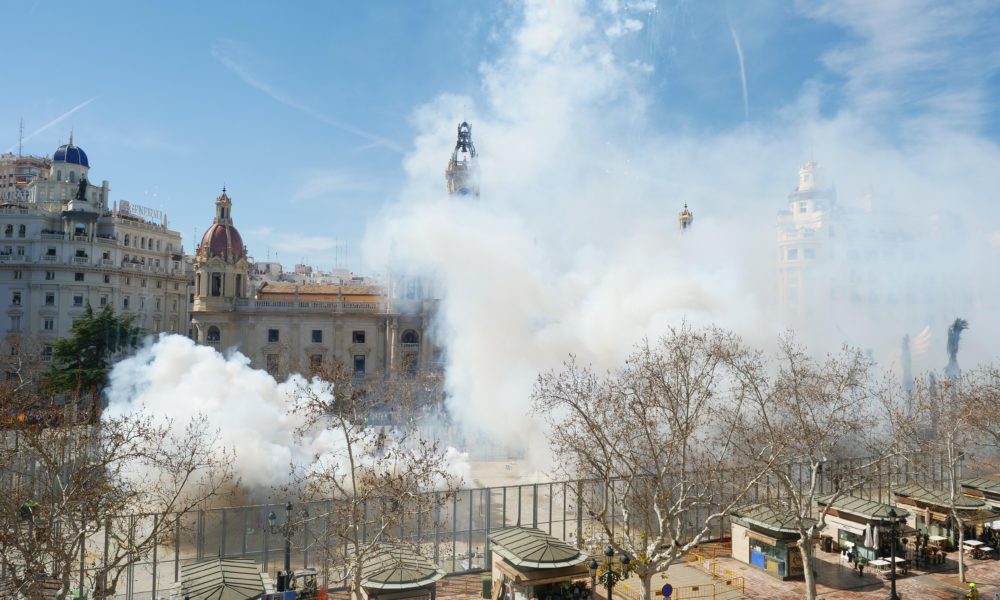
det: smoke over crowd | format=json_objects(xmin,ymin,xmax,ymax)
[{"xmin": 104, "ymin": 1, "xmax": 1000, "ymax": 480}]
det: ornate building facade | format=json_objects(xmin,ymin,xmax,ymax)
[
  {"xmin": 0, "ymin": 139, "xmax": 188, "ymax": 353},
  {"xmin": 190, "ymin": 190, "xmax": 437, "ymax": 380}
]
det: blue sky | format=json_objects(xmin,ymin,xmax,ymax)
[{"xmin": 4, "ymin": 1, "xmax": 999, "ymax": 272}]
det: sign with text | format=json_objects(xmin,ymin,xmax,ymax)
[{"xmin": 118, "ymin": 199, "xmax": 165, "ymax": 224}]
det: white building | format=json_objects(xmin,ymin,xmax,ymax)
[
  {"xmin": 0, "ymin": 139, "xmax": 189, "ymax": 353},
  {"xmin": 776, "ymin": 161, "xmax": 971, "ymax": 358}
]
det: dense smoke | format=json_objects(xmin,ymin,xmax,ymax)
[
  {"xmin": 363, "ymin": 0, "xmax": 1000, "ymax": 456},
  {"xmin": 104, "ymin": 335, "xmax": 471, "ymax": 490}
]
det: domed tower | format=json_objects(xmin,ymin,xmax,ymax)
[
  {"xmin": 51, "ymin": 133, "xmax": 90, "ymax": 182},
  {"xmin": 192, "ymin": 188, "xmax": 249, "ymax": 315},
  {"xmin": 445, "ymin": 121, "xmax": 479, "ymax": 197},
  {"xmin": 678, "ymin": 203, "xmax": 694, "ymax": 231}
]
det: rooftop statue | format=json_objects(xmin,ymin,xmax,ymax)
[
  {"xmin": 75, "ymin": 177, "xmax": 88, "ymax": 201},
  {"xmin": 944, "ymin": 318, "xmax": 968, "ymax": 380}
]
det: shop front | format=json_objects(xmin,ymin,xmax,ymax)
[
  {"xmin": 816, "ymin": 494, "xmax": 910, "ymax": 562},
  {"xmin": 894, "ymin": 483, "xmax": 997, "ymax": 549},
  {"xmin": 489, "ymin": 527, "xmax": 592, "ymax": 600},
  {"xmin": 730, "ymin": 505, "xmax": 812, "ymax": 581}
]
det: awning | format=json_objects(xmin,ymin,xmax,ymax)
[{"xmin": 836, "ymin": 522, "xmax": 866, "ymax": 536}]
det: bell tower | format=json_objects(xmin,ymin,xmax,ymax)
[{"xmin": 445, "ymin": 121, "xmax": 479, "ymax": 197}]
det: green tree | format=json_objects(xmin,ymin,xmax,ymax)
[{"xmin": 45, "ymin": 305, "xmax": 141, "ymax": 415}]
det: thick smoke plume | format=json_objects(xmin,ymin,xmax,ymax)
[
  {"xmin": 364, "ymin": 0, "xmax": 1000, "ymax": 457},
  {"xmin": 104, "ymin": 335, "xmax": 471, "ymax": 490}
]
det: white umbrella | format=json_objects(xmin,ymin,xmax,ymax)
[
  {"xmin": 873, "ymin": 524, "xmax": 881, "ymax": 550},
  {"xmin": 864, "ymin": 524, "xmax": 873, "ymax": 548}
]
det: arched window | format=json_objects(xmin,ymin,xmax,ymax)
[
  {"xmin": 3, "ymin": 225, "xmax": 12, "ymax": 237},
  {"xmin": 401, "ymin": 330, "xmax": 419, "ymax": 344},
  {"xmin": 124, "ymin": 234, "xmax": 130, "ymax": 246},
  {"xmin": 211, "ymin": 273, "xmax": 223, "ymax": 297},
  {"xmin": 17, "ymin": 225, "xmax": 25, "ymax": 238},
  {"xmin": 56, "ymin": 170, "xmax": 62, "ymax": 181},
  {"xmin": 69, "ymin": 171, "xmax": 76, "ymax": 183},
  {"xmin": 206, "ymin": 326, "xmax": 221, "ymax": 343}
]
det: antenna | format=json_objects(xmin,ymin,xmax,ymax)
[{"xmin": 17, "ymin": 118, "xmax": 24, "ymax": 157}]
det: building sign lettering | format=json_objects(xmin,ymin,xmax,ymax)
[
  {"xmin": 118, "ymin": 200, "xmax": 165, "ymax": 224},
  {"xmin": 0, "ymin": 189, "xmax": 31, "ymax": 202}
]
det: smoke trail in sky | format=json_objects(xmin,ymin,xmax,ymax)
[
  {"xmin": 6, "ymin": 96, "xmax": 98, "ymax": 153},
  {"xmin": 210, "ymin": 43, "xmax": 404, "ymax": 154},
  {"xmin": 729, "ymin": 22, "xmax": 750, "ymax": 122}
]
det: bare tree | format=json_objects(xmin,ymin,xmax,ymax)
[
  {"xmin": 531, "ymin": 324, "xmax": 775, "ymax": 600},
  {"xmin": 727, "ymin": 335, "xmax": 888, "ymax": 600},
  {"xmin": 0, "ymin": 391, "xmax": 235, "ymax": 599},
  {"xmin": 292, "ymin": 362, "xmax": 460, "ymax": 600},
  {"xmin": 889, "ymin": 372, "xmax": 987, "ymax": 583}
]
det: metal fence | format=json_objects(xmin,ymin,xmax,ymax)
[{"xmin": 13, "ymin": 452, "xmax": 955, "ymax": 599}]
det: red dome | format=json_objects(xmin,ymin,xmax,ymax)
[{"xmin": 198, "ymin": 223, "xmax": 245, "ymax": 260}]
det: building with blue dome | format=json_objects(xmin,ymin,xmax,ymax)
[{"xmin": 0, "ymin": 136, "xmax": 189, "ymax": 348}]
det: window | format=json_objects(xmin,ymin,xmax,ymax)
[
  {"xmin": 3, "ymin": 224, "xmax": 11, "ymax": 237},
  {"xmin": 266, "ymin": 354, "xmax": 280, "ymax": 374},
  {"xmin": 75, "ymin": 272, "xmax": 85, "ymax": 282},
  {"xmin": 45, "ymin": 271, "xmax": 55, "ymax": 280},
  {"xmin": 45, "ymin": 293, "xmax": 55, "ymax": 306},
  {"xmin": 235, "ymin": 274, "xmax": 243, "ymax": 297},
  {"xmin": 73, "ymin": 295, "xmax": 84, "ymax": 307},
  {"xmin": 17, "ymin": 225, "xmax": 24, "ymax": 238},
  {"xmin": 207, "ymin": 326, "xmax": 221, "ymax": 343},
  {"xmin": 11, "ymin": 292, "xmax": 21, "ymax": 306},
  {"xmin": 123, "ymin": 296, "xmax": 130, "ymax": 309},
  {"xmin": 139, "ymin": 297, "xmax": 145, "ymax": 310},
  {"xmin": 172, "ymin": 299, "xmax": 177, "ymax": 311},
  {"xmin": 141, "ymin": 278, "xmax": 147, "ymax": 288},
  {"xmin": 786, "ymin": 248, "xmax": 798, "ymax": 260},
  {"xmin": 46, "ymin": 247, "xmax": 56, "ymax": 256},
  {"xmin": 155, "ymin": 299, "xmax": 161, "ymax": 311},
  {"xmin": 268, "ymin": 329, "xmax": 280, "ymax": 343},
  {"xmin": 9, "ymin": 316, "xmax": 20, "ymax": 331},
  {"xmin": 42, "ymin": 345, "xmax": 53, "ymax": 361},
  {"xmin": 401, "ymin": 330, "xmax": 419, "ymax": 345},
  {"xmin": 211, "ymin": 273, "xmax": 222, "ymax": 296},
  {"xmin": 12, "ymin": 270, "xmax": 21, "ymax": 280},
  {"xmin": 126, "ymin": 277, "xmax": 131, "ymax": 286},
  {"xmin": 99, "ymin": 296, "xmax": 107, "ymax": 307},
  {"xmin": 352, "ymin": 330, "xmax": 366, "ymax": 344},
  {"xmin": 156, "ymin": 280, "xmax": 162, "ymax": 289},
  {"xmin": 75, "ymin": 249, "xmax": 86, "ymax": 258},
  {"xmin": 353, "ymin": 355, "xmax": 366, "ymax": 377},
  {"xmin": 310, "ymin": 354, "xmax": 323, "ymax": 371},
  {"xmin": 173, "ymin": 282, "xmax": 179, "ymax": 290},
  {"xmin": 311, "ymin": 329, "xmax": 323, "ymax": 343},
  {"xmin": 15, "ymin": 246, "xmax": 23, "ymax": 256},
  {"xmin": 804, "ymin": 248, "xmax": 816, "ymax": 259},
  {"xmin": 102, "ymin": 251, "xmax": 110, "ymax": 260},
  {"xmin": 124, "ymin": 234, "xmax": 130, "ymax": 246},
  {"xmin": 103, "ymin": 274, "xmax": 110, "ymax": 284},
  {"xmin": 43, "ymin": 318, "xmax": 54, "ymax": 331}
]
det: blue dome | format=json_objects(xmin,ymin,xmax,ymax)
[{"xmin": 53, "ymin": 143, "xmax": 89, "ymax": 168}]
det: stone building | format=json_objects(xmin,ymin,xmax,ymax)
[
  {"xmin": 0, "ymin": 138, "xmax": 189, "ymax": 352},
  {"xmin": 190, "ymin": 189, "xmax": 436, "ymax": 379}
]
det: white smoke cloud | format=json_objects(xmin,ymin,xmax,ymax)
[
  {"xmin": 363, "ymin": 0, "xmax": 1000, "ymax": 458},
  {"xmin": 104, "ymin": 335, "xmax": 470, "ymax": 489}
]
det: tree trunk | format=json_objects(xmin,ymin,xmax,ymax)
[
  {"xmin": 957, "ymin": 518, "xmax": 966, "ymax": 583},
  {"xmin": 638, "ymin": 571, "xmax": 653, "ymax": 600},
  {"xmin": 798, "ymin": 539, "xmax": 818, "ymax": 600}
]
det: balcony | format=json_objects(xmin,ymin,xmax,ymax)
[
  {"xmin": 72, "ymin": 256, "xmax": 90, "ymax": 265},
  {"xmin": 41, "ymin": 254, "xmax": 58, "ymax": 262},
  {"xmin": 101, "ymin": 259, "xmax": 114, "ymax": 266},
  {"xmin": 233, "ymin": 298, "xmax": 385, "ymax": 313},
  {"xmin": 40, "ymin": 233, "xmax": 64, "ymax": 240},
  {"xmin": 401, "ymin": 342, "xmax": 420, "ymax": 350}
]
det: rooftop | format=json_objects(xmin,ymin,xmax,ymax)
[
  {"xmin": 816, "ymin": 494, "xmax": 910, "ymax": 521},
  {"xmin": 894, "ymin": 483, "xmax": 987, "ymax": 509},
  {"xmin": 731, "ymin": 505, "xmax": 816, "ymax": 534},
  {"xmin": 179, "ymin": 558, "xmax": 267, "ymax": 600},
  {"xmin": 962, "ymin": 477, "xmax": 1000, "ymax": 495},
  {"xmin": 488, "ymin": 527, "xmax": 588, "ymax": 569},
  {"xmin": 361, "ymin": 543, "xmax": 445, "ymax": 590}
]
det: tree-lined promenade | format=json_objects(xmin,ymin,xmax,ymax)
[{"xmin": 2, "ymin": 312, "xmax": 998, "ymax": 600}]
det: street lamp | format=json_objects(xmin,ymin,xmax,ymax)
[
  {"xmin": 268, "ymin": 502, "xmax": 309, "ymax": 592},
  {"xmin": 595, "ymin": 546, "xmax": 632, "ymax": 600},
  {"xmin": 885, "ymin": 507, "xmax": 901, "ymax": 600},
  {"xmin": 588, "ymin": 558, "xmax": 598, "ymax": 600}
]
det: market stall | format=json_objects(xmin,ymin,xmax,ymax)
[
  {"xmin": 488, "ymin": 527, "xmax": 592, "ymax": 600},
  {"xmin": 360, "ymin": 543, "xmax": 446, "ymax": 600},
  {"xmin": 815, "ymin": 494, "xmax": 910, "ymax": 562},
  {"xmin": 730, "ymin": 505, "xmax": 813, "ymax": 581}
]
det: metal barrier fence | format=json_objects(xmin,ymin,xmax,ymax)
[{"xmin": 12, "ymin": 453, "xmax": 953, "ymax": 599}]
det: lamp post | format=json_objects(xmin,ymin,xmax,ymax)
[
  {"xmin": 268, "ymin": 502, "xmax": 309, "ymax": 592},
  {"xmin": 595, "ymin": 546, "xmax": 631, "ymax": 600},
  {"xmin": 885, "ymin": 507, "xmax": 901, "ymax": 600},
  {"xmin": 588, "ymin": 558, "xmax": 598, "ymax": 600}
]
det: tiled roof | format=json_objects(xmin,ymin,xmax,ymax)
[
  {"xmin": 816, "ymin": 494, "xmax": 910, "ymax": 521},
  {"xmin": 488, "ymin": 527, "xmax": 588, "ymax": 569},
  {"xmin": 179, "ymin": 558, "xmax": 267, "ymax": 600},
  {"xmin": 361, "ymin": 543, "xmax": 444, "ymax": 590},
  {"xmin": 961, "ymin": 477, "xmax": 1000, "ymax": 495},
  {"xmin": 894, "ymin": 483, "xmax": 986, "ymax": 509},
  {"xmin": 731, "ymin": 505, "xmax": 816, "ymax": 534}
]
